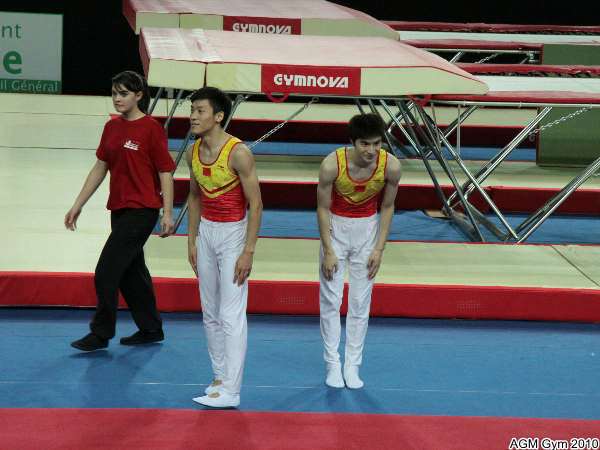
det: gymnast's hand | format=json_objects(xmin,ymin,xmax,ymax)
[
  {"xmin": 188, "ymin": 243, "xmax": 198, "ymax": 277},
  {"xmin": 64, "ymin": 206, "xmax": 82, "ymax": 231},
  {"xmin": 321, "ymin": 250, "xmax": 338, "ymax": 281},
  {"xmin": 234, "ymin": 250, "xmax": 253, "ymax": 286},
  {"xmin": 367, "ymin": 249, "xmax": 383, "ymax": 279}
]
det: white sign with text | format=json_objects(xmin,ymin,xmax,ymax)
[{"xmin": 0, "ymin": 11, "xmax": 63, "ymax": 93}]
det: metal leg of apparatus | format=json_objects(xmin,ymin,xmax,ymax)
[
  {"xmin": 380, "ymin": 101, "xmax": 421, "ymax": 157},
  {"xmin": 449, "ymin": 51, "xmax": 465, "ymax": 63},
  {"xmin": 148, "ymin": 87, "xmax": 164, "ymax": 116},
  {"xmin": 448, "ymin": 106, "xmax": 553, "ymax": 206},
  {"xmin": 400, "ymin": 101, "xmax": 460, "ymax": 186},
  {"xmin": 173, "ymin": 94, "xmax": 249, "ymax": 232},
  {"xmin": 173, "ymin": 188, "xmax": 189, "ymax": 233},
  {"xmin": 518, "ymin": 54, "xmax": 531, "ymax": 64},
  {"xmin": 367, "ymin": 99, "xmax": 397, "ymax": 155},
  {"xmin": 384, "ymin": 105, "xmax": 415, "ymax": 151},
  {"xmin": 515, "ymin": 170, "xmax": 591, "ymax": 236},
  {"xmin": 421, "ymin": 104, "xmax": 479, "ymax": 160},
  {"xmin": 393, "ymin": 101, "xmax": 477, "ymax": 160},
  {"xmin": 422, "ymin": 109, "xmax": 518, "ymax": 240},
  {"xmin": 225, "ymin": 94, "xmax": 249, "ymax": 130},
  {"xmin": 394, "ymin": 101, "xmax": 455, "ymax": 219},
  {"xmin": 398, "ymin": 100, "xmax": 483, "ymax": 240},
  {"xmin": 515, "ymin": 155, "xmax": 600, "ymax": 242},
  {"xmin": 455, "ymin": 105, "xmax": 462, "ymax": 160},
  {"xmin": 413, "ymin": 102, "xmax": 485, "ymax": 241},
  {"xmin": 439, "ymin": 105, "xmax": 478, "ymax": 144},
  {"xmin": 163, "ymin": 89, "xmax": 185, "ymax": 131},
  {"xmin": 174, "ymin": 128, "xmax": 193, "ymax": 168},
  {"xmin": 355, "ymin": 99, "xmax": 367, "ymax": 115}
]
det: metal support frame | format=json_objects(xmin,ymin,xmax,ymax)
[
  {"xmin": 382, "ymin": 99, "xmax": 483, "ymax": 240},
  {"xmin": 427, "ymin": 48, "xmax": 540, "ymax": 65},
  {"xmin": 421, "ymin": 105, "xmax": 519, "ymax": 240},
  {"xmin": 515, "ymin": 156, "xmax": 600, "ymax": 243},
  {"xmin": 411, "ymin": 102, "xmax": 486, "ymax": 241},
  {"xmin": 447, "ymin": 106, "xmax": 553, "ymax": 206},
  {"xmin": 148, "ymin": 87, "xmax": 164, "ymax": 115},
  {"xmin": 150, "ymin": 85, "xmax": 598, "ymax": 243},
  {"xmin": 163, "ymin": 89, "xmax": 185, "ymax": 131},
  {"xmin": 380, "ymin": 101, "xmax": 478, "ymax": 160},
  {"xmin": 423, "ymin": 99, "xmax": 599, "ymax": 242}
]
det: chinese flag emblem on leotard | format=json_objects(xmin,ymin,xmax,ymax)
[
  {"xmin": 355, "ymin": 185, "xmax": 366, "ymax": 192},
  {"xmin": 203, "ymin": 167, "xmax": 211, "ymax": 176}
]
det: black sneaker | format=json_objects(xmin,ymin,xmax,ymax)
[
  {"xmin": 120, "ymin": 329, "xmax": 164, "ymax": 345},
  {"xmin": 71, "ymin": 333, "xmax": 108, "ymax": 352}
]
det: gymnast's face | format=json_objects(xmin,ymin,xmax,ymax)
[
  {"xmin": 190, "ymin": 99, "xmax": 224, "ymax": 136},
  {"xmin": 111, "ymin": 84, "xmax": 142, "ymax": 116},
  {"xmin": 353, "ymin": 136, "xmax": 381, "ymax": 165}
]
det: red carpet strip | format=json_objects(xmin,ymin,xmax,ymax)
[{"xmin": 1, "ymin": 408, "xmax": 599, "ymax": 450}]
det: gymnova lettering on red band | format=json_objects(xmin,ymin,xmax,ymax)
[
  {"xmin": 261, "ymin": 65, "xmax": 361, "ymax": 95},
  {"xmin": 223, "ymin": 16, "xmax": 301, "ymax": 35},
  {"xmin": 274, "ymin": 74, "xmax": 349, "ymax": 89},
  {"xmin": 233, "ymin": 23, "xmax": 292, "ymax": 34}
]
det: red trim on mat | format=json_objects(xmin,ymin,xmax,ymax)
[
  {"xmin": 1, "ymin": 271, "xmax": 600, "ymax": 322},
  {"xmin": 458, "ymin": 63, "xmax": 600, "ymax": 77},
  {"xmin": 434, "ymin": 90, "xmax": 600, "ymax": 104},
  {"xmin": 384, "ymin": 20, "xmax": 600, "ymax": 34},
  {"xmin": 2, "ymin": 408, "xmax": 600, "ymax": 450},
  {"xmin": 404, "ymin": 39, "xmax": 542, "ymax": 51},
  {"xmin": 159, "ymin": 115, "xmax": 525, "ymax": 146},
  {"xmin": 173, "ymin": 178, "xmax": 600, "ymax": 215}
]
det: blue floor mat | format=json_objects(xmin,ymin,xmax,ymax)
[
  {"xmin": 169, "ymin": 139, "xmax": 535, "ymax": 161},
  {"xmin": 1, "ymin": 309, "xmax": 599, "ymax": 418}
]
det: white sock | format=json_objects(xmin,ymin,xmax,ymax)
[
  {"xmin": 325, "ymin": 363, "xmax": 345, "ymax": 388},
  {"xmin": 343, "ymin": 365, "xmax": 364, "ymax": 389}
]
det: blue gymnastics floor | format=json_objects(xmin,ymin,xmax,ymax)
[
  {"xmin": 161, "ymin": 208, "xmax": 600, "ymax": 245},
  {"xmin": 1, "ymin": 309, "xmax": 600, "ymax": 419},
  {"xmin": 169, "ymin": 140, "xmax": 536, "ymax": 161}
]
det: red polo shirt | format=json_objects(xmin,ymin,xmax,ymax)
[{"xmin": 96, "ymin": 115, "xmax": 175, "ymax": 210}]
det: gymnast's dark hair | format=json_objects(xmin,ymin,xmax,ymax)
[
  {"xmin": 111, "ymin": 70, "xmax": 150, "ymax": 114},
  {"xmin": 348, "ymin": 113, "xmax": 386, "ymax": 143},
  {"xmin": 189, "ymin": 86, "xmax": 232, "ymax": 127}
]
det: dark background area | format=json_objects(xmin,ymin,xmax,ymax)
[{"xmin": 1, "ymin": 0, "xmax": 596, "ymax": 95}]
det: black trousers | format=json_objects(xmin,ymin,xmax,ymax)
[{"xmin": 90, "ymin": 208, "xmax": 162, "ymax": 339}]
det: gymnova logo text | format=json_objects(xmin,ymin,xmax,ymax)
[
  {"xmin": 273, "ymin": 74, "xmax": 349, "ymax": 89},
  {"xmin": 224, "ymin": 17, "xmax": 301, "ymax": 34},
  {"xmin": 232, "ymin": 23, "xmax": 292, "ymax": 34},
  {"xmin": 261, "ymin": 65, "xmax": 361, "ymax": 95}
]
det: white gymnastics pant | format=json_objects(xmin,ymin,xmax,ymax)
[
  {"xmin": 319, "ymin": 213, "xmax": 378, "ymax": 367},
  {"xmin": 197, "ymin": 216, "xmax": 248, "ymax": 396}
]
